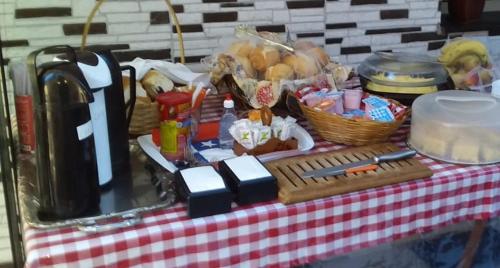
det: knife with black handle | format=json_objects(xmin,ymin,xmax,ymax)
[{"xmin": 301, "ymin": 149, "xmax": 417, "ymax": 178}]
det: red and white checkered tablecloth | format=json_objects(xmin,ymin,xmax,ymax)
[{"xmin": 22, "ymin": 81, "xmax": 500, "ymax": 267}]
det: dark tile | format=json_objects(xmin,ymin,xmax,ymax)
[
  {"xmin": 340, "ymin": 46, "xmax": 371, "ymax": 54},
  {"xmin": 173, "ymin": 5, "xmax": 184, "ymax": 13},
  {"xmin": 113, "ymin": 49, "xmax": 171, "ymax": 62},
  {"xmin": 1, "ymin": 40, "xmax": 29, "ymax": 47},
  {"xmin": 296, "ymin": 32, "xmax": 324, "ymax": 38},
  {"xmin": 287, "ymin": 0, "xmax": 324, "ymax": 9},
  {"xmin": 351, "ymin": 0, "xmax": 387, "ymax": 5},
  {"xmin": 63, "ymin": 23, "xmax": 107, "ymax": 35},
  {"xmin": 151, "ymin": 11, "xmax": 169, "ymax": 25},
  {"xmin": 15, "ymin": 7, "xmax": 71, "ymax": 18},
  {"xmin": 203, "ymin": 12, "xmax": 238, "ymax": 23},
  {"xmin": 428, "ymin": 41, "xmax": 446, "ymax": 51},
  {"xmin": 325, "ymin": 38, "xmax": 342, "ymax": 44},
  {"xmin": 380, "ymin": 9, "xmax": 409, "ymax": 19},
  {"xmin": 401, "ymin": 31, "xmax": 446, "ymax": 43},
  {"xmin": 376, "ymin": 49, "xmax": 392, "ymax": 53},
  {"xmin": 256, "ymin": 25, "xmax": 286, "ymax": 33},
  {"xmin": 174, "ymin": 55, "xmax": 208, "ymax": 63},
  {"xmin": 172, "ymin": 24, "xmax": 203, "ymax": 33},
  {"xmin": 326, "ymin": 22, "xmax": 357, "ymax": 29},
  {"xmin": 365, "ymin": 27, "xmax": 421, "ymax": 35},
  {"xmin": 44, "ymin": 44, "xmax": 130, "ymax": 54},
  {"xmin": 220, "ymin": 2, "xmax": 254, "ymax": 8},
  {"xmin": 2, "ymin": 58, "xmax": 10, "ymax": 66},
  {"xmin": 202, "ymin": 0, "xmax": 236, "ymax": 2}
]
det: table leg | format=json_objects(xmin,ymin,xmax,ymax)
[{"xmin": 457, "ymin": 220, "xmax": 487, "ymax": 268}]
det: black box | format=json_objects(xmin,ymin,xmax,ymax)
[
  {"xmin": 219, "ymin": 155, "xmax": 277, "ymax": 206},
  {"xmin": 175, "ymin": 166, "xmax": 232, "ymax": 218}
]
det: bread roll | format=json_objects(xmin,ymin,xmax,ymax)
[
  {"xmin": 249, "ymin": 45, "xmax": 281, "ymax": 72},
  {"xmin": 294, "ymin": 40, "xmax": 317, "ymax": 51},
  {"xmin": 306, "ymin": 47, "xmax": 330, "ymax": 67},
  {"xmin": 122, "ymin": 76, "xmax": 150, "ymax": 104},
  {"xmin": 283, "ymin": 52, "xmax": 319, "ymax": 78},
  {"xmin": 141, "ymin": 69, "xmax": 174, "ymax": 98},
  {"xmin": 228, "ymin": 40, "xmax": 254, "ymax": 57},
  {"xmin": 234, "ymin": 55, "xmax": 256, "ymax": 78},
  {"xmin": 265, "ymin": 63, "xmax": 294, "ymax": 81}
]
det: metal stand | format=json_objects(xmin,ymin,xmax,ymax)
[{"xmin": 0, "ymin": 32, "xmax": 25, "ymax": 267}]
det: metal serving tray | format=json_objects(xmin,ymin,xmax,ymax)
[{"xmin": 18, "ymin": 141, "xmax": 177, "ymax": 232}]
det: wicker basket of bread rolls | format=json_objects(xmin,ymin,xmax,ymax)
[{"xmin": 208, "ymin": 32, "xmax": 352, "ymax": 111}]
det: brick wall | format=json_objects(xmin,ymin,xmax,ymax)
[{"xmin": 1, "ymin": 0, "xmax": 443, "ymax": 67}]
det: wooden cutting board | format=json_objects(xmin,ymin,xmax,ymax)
[{"xmin": 265, "ymin": 143, "xmax": 433, "ymax": 204}]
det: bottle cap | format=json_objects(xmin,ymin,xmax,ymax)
[
  {"xmin": 223, "ymin": 94, "xmax": 234, "ymax": 109},
  {"xmin": 492, "ymin": 80, "xmax": 500, "ymax": 99}
]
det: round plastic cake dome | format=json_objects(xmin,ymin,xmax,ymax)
[
  {"xmin": 358, "ymin": 52, "xmax": 449, "ymax": 87},
  {"xmin": 408, "ymin": 90, "xmax": 500, "ymax": 164}
]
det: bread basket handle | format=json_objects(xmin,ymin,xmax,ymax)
[
  {"xmin": 121, "ymin": 65, "xmax": 136, "ymax": 128},
  {"xmin": 435, "ymin": 95, "xmax": 497, "ymax": 113}
]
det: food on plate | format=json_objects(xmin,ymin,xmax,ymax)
[
  {"xmin": 141, "ymin": 69, "xmax": 174, "ymax": 98},
  {"xmin": 228, "ymin": 40, "xmax": 255, "ymax": 57},
  {"xmin": 367, "ymin": 73, "xmax": 437, "ymax": 94},
  {"xmin": 265, "ymin": 63, "xmax": 294, "ymax": 81},
  {"xmin": 249, "ymin": 45, "xmax": 281, "ymax": 72},
  {"xmin": 249, "ymin": 81, "xmax": 281, "ymax": 108},
  {"xmin": 482, "ymin": 146, "xmax": 500, "ymax": 163}
]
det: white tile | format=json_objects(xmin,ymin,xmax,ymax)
[
  {"xmin": 287, "ymin": 22, "xmax": 324, "ymax": 32},
  {"xmin": 183, "ymin": 3, "xmax": 220, "ymax": 13},
  {"xmin": 255, "ymin": 1, "xmax": 284, "ymax": 9},
  {"xmin": 17, "ymin": 0, "xmax": 70, "ymax": 8},
  {"xmin": 14, "ymin": 16, "xmax": 106, "ymax": 26},
  {"xmin": 71, "ymin": 0, "xmax": 97, "ymax": 17},
  {"xmin": 204, "ymin": 26, "xmax": 234, "ymax": 37},
  {"xmin": 0, "ymin": 3, "xmax": 14, "ymax": 15},
  {"xmin": 100, "ymin": 1, "xmax": 139, "ymax": 13},
  {"xmin": 106, "ymin": 13, "xmax": 150, "ymax": 23},
  {"xmin": 5, "ymin": 25, "xmax": 63, "ymax": 39},
  {"xmin": 371, "ymin": 34, "xmax": 401, "ymax": 45},
  {"xmin": 272, "ymin": 10, "xmax": 290, "ymax": 23},
  {"xmin": 291, "ymin": 15, "xmax": 324, "ymax": 23},
  {"xmin": 326, "ymin": 11, "xmax": 379, "ymax": 23},
  {"xmin": 238, "ymin": 10, "xmax": 273, "ymax": 21},
  {"xmin": 177, "ymin": 13, "xmax": 202, "ymax": 24},
  {"xmin": 326, "ymin": 2, "xmax": 351, "ymax": 12},
  {"xmin": 108, "ymin": 22, "xmax": 149, "ymax": 34},
  {"xmin": 342, "ymin": 36, "xmax": 371, "ymax": 46},
  {"xmin": 409, "ymin": 9, "xmax": 437, "ymax": 19},
  {"xmin": 140, "ymin": 0, "xmax": 164, "ymax": 12},
  {"xmin": 325, "ymin": 44, "xmax": 341, "ymax": 56},
  {"xmin": 118, "ymin": 32, "xmax": 172, "ymax": 42},
  {"xmin": 290, "ymin": 9, "xmax": 324, "ymax": 17}
]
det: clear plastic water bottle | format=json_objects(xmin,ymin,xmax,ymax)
[{"xmin": 218, "ymin": 94, "xmax": 238, "ymax": 149}]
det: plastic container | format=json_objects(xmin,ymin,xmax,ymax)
[
  {"xmin": 358, "ymin": 52, "xmax": 450, "ymax": 105},
  {"xmin": 218, "ymin": 95, "xmax": 238, "ymax": 149},
  {"xmin": 408, "ymin": 90, "xmax": 500, "ymax": 164},
  {"xmin": 156, "ymin": 92, "xmax": 192, "ymax": 161}
]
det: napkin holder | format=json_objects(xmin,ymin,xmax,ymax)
[
  {"xmin": 219, "ymin": 155, "xmax": 277, "ymax": 205},
  {"xmin": 175, "ymin": 166, "xmax": 232, "ymax": 218}
]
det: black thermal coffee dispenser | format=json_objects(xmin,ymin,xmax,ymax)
[
  {"xmin": 28, "ymin": 46, "xmax": 136, "ymax": 220},
  {"xmin": 28, "ymin": 46, "xmax": 100, "ymax": 220}
]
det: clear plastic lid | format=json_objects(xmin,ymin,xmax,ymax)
[
  {"xmin": 358, "ymin": 52, "xmax": 449, "ymax": 87},
  {"xmin": 412, "ymin": 90, "xmax": 500, "ymax": 126}
]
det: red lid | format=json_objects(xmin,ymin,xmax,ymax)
[{"xmin": 156, "ymin": 92, "xmax": 192, "ymax": 106}]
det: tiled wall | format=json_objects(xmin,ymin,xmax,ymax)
[{"xmin": 1, "ymin": 0, "xmax": 443, "ymax": 68}]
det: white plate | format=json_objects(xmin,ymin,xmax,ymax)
[{"xmin": 137, "ymin": 124, "xmax": 315, "ymax": 170}]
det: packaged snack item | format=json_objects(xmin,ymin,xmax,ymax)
[{"xmin": 343, "ymin": 89, "xmax": 363, "ymax": 110}]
